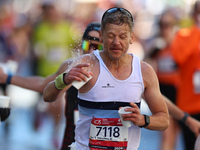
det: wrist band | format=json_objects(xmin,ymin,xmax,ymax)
[
  {"xmin": 180, "ymin": 112, "xmax": 189, "ymax": 124},
  {"xmin": 54, "ymin": 73, "xmax": 68, "ymax": 90},
  {"xmin": 6, "ymin": 73, "xmax": 13, "ymax": 84}
]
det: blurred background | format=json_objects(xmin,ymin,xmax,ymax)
[{"xmin": 0, "ymin": 0, "xmax": 196, "ymax": 149}]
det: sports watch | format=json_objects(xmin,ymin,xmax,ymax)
[{"xmin": 139, "ymin": 115, "xmax": 150, "ymax": 128}]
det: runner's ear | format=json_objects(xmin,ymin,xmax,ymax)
[
  {"xmin": 99, "ymin": 30, "xmax": 103, "ymax": 43},
  {"xmin": 130, "ymin": 32, "xmax": 134, "ymax": 44}
]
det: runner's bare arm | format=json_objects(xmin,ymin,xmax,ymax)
[
  {"xmin": 43, "ymin": 62, "xmax": 93, "ymax": 102},
  {"xmin": 120, "ymin": 61, "xmax": 169, "ymax": 130},
  {"xmin": 141, "ymin": 61, "xmax": 169, "ymax": 130},
  {"xmin": 0, "ymin": 59, "xmax": 73, "ymax": 93},
  {"xmin": 165, "ymin": 96, "xmax": 200, "ymax": 137}
]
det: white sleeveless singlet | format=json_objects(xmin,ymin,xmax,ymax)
[{"xmin": 75, "ymin": 50, "xmax": 144, "ymax": 150}]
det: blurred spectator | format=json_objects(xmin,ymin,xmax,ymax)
[
  {"xmin": 30, "ymin": 1, "xmax": 81, "ymax": 148},
  {"xmin": 9, "ymin": 14, "xmax": 34, "ymax": 76},
  {"xmin": 144, "ymin": 9, "xmax": 181, "ymax": 150},
  {"xmin": 0, "ymin": 2, "xmax": 20, "ymax": 142},
  {"xmin": 32, "ymin": 1, "xmax": 79, "ymax": 77},
  {"xmin": 0, "ymin": 4, "xmax": 16, "ymax": 96},
  {"xmin": 170, "ymin": 1, "xmax": 200, "ymax": 149}
]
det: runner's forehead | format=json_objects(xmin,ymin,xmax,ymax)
[{"xmin": 88, "ymin": 30, "xmax": 100, "ymax": 38}]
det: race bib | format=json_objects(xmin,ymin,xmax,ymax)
[
  {"xmin": 157, "ymin": 56, "xmax": 177, "ymax": 73},
  {"xmin": 193, "ymin": 70, "xmax": 200, "ymax": 94},
  {"xmin": 89, "ymin": 117, "xmax": 128, "ymax": 150}
]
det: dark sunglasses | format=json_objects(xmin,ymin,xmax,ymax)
[
  {"xmin": 82, "ymin": 40, "xmax": 103, "ymax": 52},
  {"xmin": 102, "ymin": 7, "xmax": 133, "ymax": 22}
]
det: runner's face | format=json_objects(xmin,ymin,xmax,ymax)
[
  {"xmin": 83, "ymin": 31, "xmax": 102, "ymax": 54},
  {"xmin": 160, "ymin": 14, "xmax": 175, "ymax": 36},
  {"xmin": 100, "ymin": 23, "xmax": 134, "ymax": 60}
]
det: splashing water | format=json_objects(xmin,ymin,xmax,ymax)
[{"xmin": 65, "ymin": 36, "xmax": 96, "ymax": 74}]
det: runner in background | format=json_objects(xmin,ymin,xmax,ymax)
[
  {"xmin": 170, "ymin": 1, "xmax": 200, "ymax": 149},
  {"xmin": 144, "ymin": 9, "xmax": 181, "ymax": 150}
]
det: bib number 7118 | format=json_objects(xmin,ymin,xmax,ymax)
[{"xmin": 96, "ymin": 126, "xmax": 120, "ymax": 138}]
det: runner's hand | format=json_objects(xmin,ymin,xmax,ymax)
[
  {"xmin": 120, "ymin": 102, "xmax": 144, "ymax": 127},
  {"xmin": 63, "ymin": 63, "xmax": 93, "ymax": 85}
]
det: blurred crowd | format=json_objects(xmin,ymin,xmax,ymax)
[
  {"xmin": 0, "ymin": 0, "xmax": 199, "ymax": 150},
  {"xmin": 0, "ymin": 0, "xmax": 195, "ymax": 76}
]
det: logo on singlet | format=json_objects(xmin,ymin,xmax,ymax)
[{"xmin": 102, "ymin": 83, "xmax": 114, "ymax": 88}]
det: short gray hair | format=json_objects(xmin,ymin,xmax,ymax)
[{"xmin": 101, "ymin": 8, "xmax": 134, "ymax": 32}]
